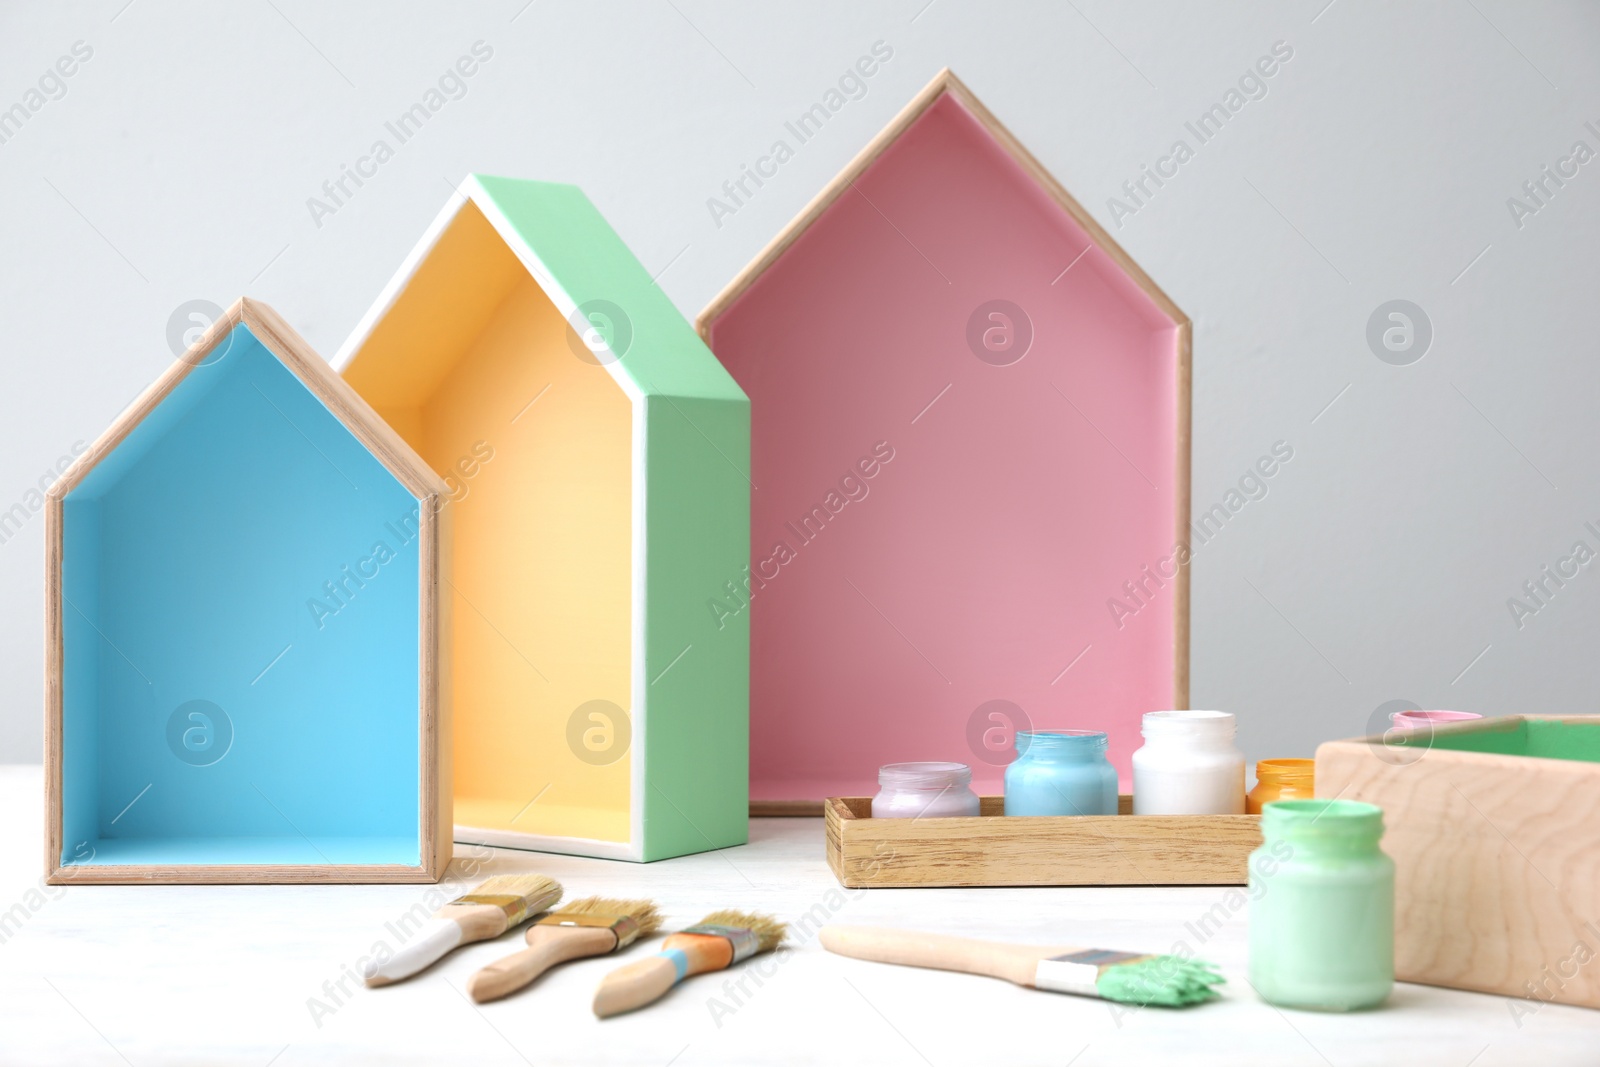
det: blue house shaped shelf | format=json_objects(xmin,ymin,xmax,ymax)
[{"xmin": 45, "ymin": 299, "xmax": 452, "ymax": 883}]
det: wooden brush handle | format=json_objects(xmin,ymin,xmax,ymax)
[
  {"xmin": 593, "ymin": 933, "xmax": 735, "ymax": 1017},
  {"xmin": 593, "ymin": 954, "xmax": 680, "ymax": 1017},
  {"xmin": 447, "ymin": 901, "xmax": 520, "ymax": 942},
  {"xmin": 820, "ymin": 925, "xmax": 1051, "ymax": 988},
  {"xmin": 467, "ymin": 925, "xmax": 618, "ymax": 1003}
]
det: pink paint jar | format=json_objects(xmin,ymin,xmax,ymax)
[
  {"xmin": 1389, "ymin": 710, "xmax": 1482, "ymax": 731},
  {"xmin": 872, "ymin": 762, "xmax": 981, "ymax": 819}
]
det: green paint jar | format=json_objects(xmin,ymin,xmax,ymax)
[{"xmin": 1248, "ymin": 799, "xmax": 1394, "ymax": 1011}]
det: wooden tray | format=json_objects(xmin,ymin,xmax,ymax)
[{"xmin": 825, "ymin": 796, "xmax": 1259, "ymax": 888}]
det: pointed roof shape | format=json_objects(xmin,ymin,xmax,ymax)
[
  {"xmin": 47, "ymin": 298, "xmax": 451, "ymax": 883},
  {"xmin": 699, "ymin": 68, "xmax": 1188, "ymax": 335},
  {"xmin": 338, "ymin": 174, "xmax": 746, "ymax": 406},
  {"xmin": 62, "ymin": 299, "xmax": 445, "ymax": 501}
]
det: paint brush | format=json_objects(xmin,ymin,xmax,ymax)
[
  {"xmin": 820, "ymin": 925, "xmax": 1223, "ymax": 1007},
  {"xmin": 365, "ymin": 874, "xmax": 563, "ymax": 987},
  {"xmin": 592, "ymin": 909, "xmax": 787, "ymax": 1017},
  {"xmin": 466, "ymin": 896, "xmax": 664, "ymax": 1003}
]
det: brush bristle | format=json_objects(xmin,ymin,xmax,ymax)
[
  {"xmin": 555, "ymin": 896, "xmax": 664, "ymax": 936},
  {"xmin": 1094, "ymin": 955, "xmax": 1224, "ymax": 1007},
  {"xmin": 698, "ymin": 910, "xmax": 788, "ymax": 952},
  {"xmin": 468, "ymin": 874, "xmax": 563, "ymax": 908}
]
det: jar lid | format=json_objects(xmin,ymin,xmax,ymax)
[
  {"xmin": 1019, "ymin": 730, "xmax": 1107, "ymax": 747},
  {"xmin": 1141, "ymin": 709, "xmax": 1236, "ymax": 738},
  {"xmin": 1389, "ymin": 710, "xmax": 1482, "ymax": 727},
  {"xmin": 878, "ymin": 761, "xmax": 972, "ymax": 790},
  {"xmin": 1255, "ymin": 757, "xmax": 1314, "ymax": 779},
  {"xmin": 1261, "ymin": 798, "xmax": 1383, "ymax": 839}
]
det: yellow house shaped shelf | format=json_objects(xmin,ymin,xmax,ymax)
[{"xmin": 337, "ymin": 175, "xmax": 750, "ymax": 861}]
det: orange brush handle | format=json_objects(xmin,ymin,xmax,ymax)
[
  {"xmin": 659, "ymin": 931, "xmax": 736, "ymax": 975},
  {"xmin": 593, "ymin": 933, "xmax": 733, "ymax": 1017}
]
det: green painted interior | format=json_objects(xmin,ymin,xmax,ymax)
[{"xmin": 1426, "ymin": 718, "xmax": 1600, "ymax": 764}]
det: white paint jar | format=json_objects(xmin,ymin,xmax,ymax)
[{"xmin": 1131, "ymin": 710, "xmax": 1246, "ymax": 815}]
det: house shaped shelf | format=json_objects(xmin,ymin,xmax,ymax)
[
  {"xmin": 337, "ymin": 175, "xmax": 749, "ymax": 861},
  {"xmin": 698, "ymin": 70, "xmax": 1192, "ymax": 810},
  {"xmin": 46, "ymin": 299, "xmax": 451, "ymax": 883}
]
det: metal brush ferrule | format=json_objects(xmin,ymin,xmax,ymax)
[
  {"xmin": 681, "ymin": 923, "xmax": 760, "ymax": 963},
  {"xmin": 1034, "ymin": 949, "xmax": 1148, "ymax": 996},
  {"xmin": 453, "ymin": 893, "xmax": 533, "ymax": 926},
  {"xmin": 537, "ymin": 911, "xmax": 642, "ymax": 948}
]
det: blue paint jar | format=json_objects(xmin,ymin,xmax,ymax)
[{"xmin": 1004, "ymin": 730, "xmax": 1118, "ymax": 816}]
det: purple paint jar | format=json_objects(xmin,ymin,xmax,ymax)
[{"xmin": 872, "ymin": 762, "xmax": 981, "ymax": 818}]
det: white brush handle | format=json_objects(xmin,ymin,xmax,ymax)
[
  {"xmin": 366, "ymin": 918, "xmax": 464, "ymax": 986},
  {"xmin": 820, "ymin": 925, "xmax": 1056, "ymax": 987}
]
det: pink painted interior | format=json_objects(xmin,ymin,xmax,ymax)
[{"xmin": 706, "ymin": 92, "xmax": 1183, "ymax": 800}]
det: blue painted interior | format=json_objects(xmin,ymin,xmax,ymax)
[{"xmin": 60, "ymin": 324, "xmax": 423, "ymax": 867}]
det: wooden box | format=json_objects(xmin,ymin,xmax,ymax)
[
  {"xmin": 699, "ymin": 69, "xmax": 1192, "ymax": 811},
  {"xmin": 337, "ymin": 175, "xmax": 749, "ymax": 861},
  {"xmin": 1317, "ymin": 715, "xmax": 1600, "ymax": 1010},
  {"xmin": 825, "ymin": 796, "xmax": 1259, "ymax": 888},
  {"xmin": 46, "ymin": 299, "xmax": 452, "ymax": 884}
]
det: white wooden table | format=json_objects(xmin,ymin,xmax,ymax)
[{"xmin": 0, "ymin": 766, "xmax": 1590, "ymax": 1065}]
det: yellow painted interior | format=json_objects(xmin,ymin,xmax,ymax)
[{"xmin": 343, "ymin": 203, "xmax": 633, "ymax": 843}]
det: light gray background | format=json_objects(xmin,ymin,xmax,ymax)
[{"xmin": 3, "ymin": 0, "xmax": 1596, "ymax": 764}]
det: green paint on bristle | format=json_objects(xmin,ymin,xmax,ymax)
[{"xmin": 1095, "ymin": 956, "xmax": 1225, "ymax": 1007}]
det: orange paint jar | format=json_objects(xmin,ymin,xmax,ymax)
[{"xmin": 1246, "ymin": 759, "xmax": 1315, "ymax": 814}]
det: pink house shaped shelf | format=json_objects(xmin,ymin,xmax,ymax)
[{"xmin": 698, "ymin": 70, "xmax": 1192, "ymax": 810}]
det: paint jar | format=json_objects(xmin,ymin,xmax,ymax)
[
  {"xmin": 1249, "ymin": 799, "xmax": 1394, "ymax": 1011},
  {"xmin": 1246, "ymin": 758, "xmax": 1315, "ymax": 814},
  {"xmin": 1131, "ymin": 710, "xmax": 1245, "ymax": 814},
  {"xmin": 871, "ymin": 762, "xmax": 981, "ymax": 819},
  {"xmin": 1004, "ymin": 731, "xmax": 1118, "ymax": 817},
  {"xmin": 1389, "ymin": 710, "xmax": 1482, "ymax": 732}
]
